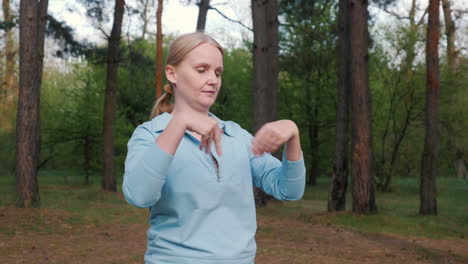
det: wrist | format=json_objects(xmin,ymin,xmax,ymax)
[
  {"xmin": 172, "ymin": 113, "xmax": 189, "ymax": 131},
  {"xmin": 286, "ymin": 120, "xmax": 299, "ymax": 141}
]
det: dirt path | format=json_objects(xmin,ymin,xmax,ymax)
[{"xmin": 1, "ymin": 205, "xmax": 467, "ymax": 264}]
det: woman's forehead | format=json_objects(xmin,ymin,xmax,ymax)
[{"xmin": 184, "ymin": 43, "xmax": 223, "ymax": 66}]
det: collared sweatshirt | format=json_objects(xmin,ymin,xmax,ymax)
[{"xmin": 122, "ymin": 112, "xmax": 306, "ymax": 264}]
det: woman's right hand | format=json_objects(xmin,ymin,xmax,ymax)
[{"xmin": 177, "ymin": 113, "xmax": 223, "ymax": 156}]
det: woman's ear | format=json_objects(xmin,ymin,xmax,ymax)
[{"xmin": 165, "ymin": 65, "xmax": 177, "ymax": 84}]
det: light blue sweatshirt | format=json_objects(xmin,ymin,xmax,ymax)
[{"xmin": 122, "ymin": 112, "xmax": 306, "ymax": 264}]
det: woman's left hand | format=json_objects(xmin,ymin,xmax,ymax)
[{"xmin": 251, "ymin": 120, "xmax": 299, "ymax": 156}]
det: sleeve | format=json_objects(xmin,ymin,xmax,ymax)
[
  {"xmin": 122, "ymin": 124, "xmax": 174, "ymax": 208},
  {"xmin": 243, "ymin": 130, "xmax": 306, "ymax": 201}
]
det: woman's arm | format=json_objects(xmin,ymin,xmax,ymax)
[
  {"xmin": 122, "ymin": 125, "xmax": 174, "ymax": 208},
  {"xmin": 123, "ymin": 113, "xmax": 223, "ymax": 208},
  {"xmin": 251, "ymin": 120, "xmax": 302, "ymax": 161},
  {"xmin": 249, "ymin": 120, "xmax": 306, "ymax": 201}
]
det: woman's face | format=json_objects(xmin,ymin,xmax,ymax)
[{"xmin": 166, "ymin": 43, "xmax": 224, "ymax": 112}]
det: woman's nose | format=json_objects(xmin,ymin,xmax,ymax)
[{"xmin": 207, "ymin": 71, "xmax": 218, "ymax": 85}]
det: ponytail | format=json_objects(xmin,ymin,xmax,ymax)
[{"xmin": 150, "ymin": 84, "xmax": 174, "ymax": 119}]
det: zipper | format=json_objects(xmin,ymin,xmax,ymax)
[{"xmin": 211, "ymin": 154, "xmax": 220, "ymax": 182}]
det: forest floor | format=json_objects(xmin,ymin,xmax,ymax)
[{"xmin": 0, "ymin": 173, "xmax": 467, "ymax": 264}]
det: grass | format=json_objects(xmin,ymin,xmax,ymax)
[
  {"xmin": 1, "ymin": 170, "xmax": 467, "ymax": 239},
  {"xmin": 0, "ymin": 170, "xmax": 146, "ymax": 234},
  {"xmin": 272, "ymin": 176, "xmax": 468, "ymax": 239}
]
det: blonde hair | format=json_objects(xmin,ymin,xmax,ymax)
[{"xmin": 150, "ymin": 32, "xmax": 224, "ymax": 119}]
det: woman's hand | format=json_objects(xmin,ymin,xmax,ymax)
[
  {"xmin": 251, "ymin": 120, "xmax": 301, "ymax": 160},
  {"xmin": 156, "ymin": 113, "xmax": 223, "ymax": 156},
  {"xmin": 183, "ymin": 113, "xmax": 223, "ymax": 155}
]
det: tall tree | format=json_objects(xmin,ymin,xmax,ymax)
[
  {"xmin": 328, "ymin": 0, "xmax": 350, "ymax": 212},
  {"xmin": 1, "ymin": 0, "xmax": 18, "ymax": 131},
  {"xmin": 251, "ymin": 0, "xmax": 278, "ymax": 133},
  {"xmin": 420, "ymin": 0, "xmax": 440, "ymax": 215},
  {"xmin": 196, "ymin": 0, "xmax": 210, "ymax": 32},
  {"xmin": 374, "ymin": 0, "xmax": 426, "ymax": 192},
  {"xmin": 349, "ymin": 0, "xmax": 377, "ymax": 214},
  {"xmin": 251, "ymin": 0, "xmax": 279, "ymax": 207},
  {"xmin": 440, "ymin": 0, "xmax": 465, "ymax": 180},
  {"xmin": 441, "ymin": 0, "xmax": 456, "ymax": 73},
  {"xmin": 16, "ymin": 0, "xmax": 49, "ymax": 208},
  {"xmin": 138, "ymin": 0, "xmax": 153, "ymax": 39},
  {"xmin": 155, "ymin": 0, "xmax": 163, "ymax": 99},
  {"xmin": 102, "ymin": 0, "xmax": 125, "ymax": 192}
]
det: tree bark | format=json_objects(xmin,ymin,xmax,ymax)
[
  {"xmin": 441, "ymin": 0, "xmax": 456, "ymax": 72},
  {"xmin": 16, "ymin": 0, "xmax": 49, "ymax": 208},
  {"xmin": 308, "ymin": 85, "xmax": 320, "ymax": 186},
  {"xmin": 251, "ymin": 0, "xmax": 279, "ymax": 207},
  {"xmin": 308, "ymin": 119, "xmax": 319, "ymax": 186},
  {"xmin": 420, "ymin": 0, "xmax": 440, "ymax": 215},
  {"xmin": 1, "ymin": 0, "xmax": 18, "ymax": 131},
  {"xmin": 155, "ymin": 0, "xmax": 163, "ymax": 99},
  {"xmin": 455, "ymin": 150, "xmax": 466, "ymax": 179},
  {"xmin": 102, "ymin": 0, "xmax": 125, "ymax": 192},
  {"xmin": 196, "ymin": 0, "xmax": 210, "ymax": 32},
  {"xmin": 252, "ymin": 0, "xmax": 278, "ymax": 133},
  {"xmin": 140, "ymin": 0, "xmax": 151, "ymax": 39},
  {"xmin": 328, "ymin": 0, "xmax": 350, "ymax": 212},
  {"xmin": 349, "ymin": 0, "xmax": 377, "ymax": 214}
]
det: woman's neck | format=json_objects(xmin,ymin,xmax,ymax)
[{"xmin": 171, "ymin": 104, "xmax": 209, "ymax": 117}]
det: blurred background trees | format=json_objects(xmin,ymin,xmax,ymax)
[{"xmin": 1, "ymin": 0, "xmax": 467, "ymax": 211}]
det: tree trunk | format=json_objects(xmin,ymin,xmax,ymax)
[
  {"xmin": 455, "ymin": 150, "xmax": 466, "ymax": 179},
  {"xmin": 420, "ymin": 0, "xmax": 440, "ymax": 215},
  {"xmin": 155, "ymin": 0, "xmax": 163, "ymax": 99},
  {"xmin": 140, "ymin": 0, "xmax": 150, "ymax": 39},
  {"xmin": 196, "ymin": 0, "xmax": 210, "ymax": 32},
  {"xmin": 16, "ymin": 0, "xmax": 49, "ymax": 208},
  {"xmin": 328, "ymin": 0, "xmax": 350, "ymax": 212},
  {"xmin": 84, "ymin": 133, "xmax": 91, "ymax": 185},
  {"xmin": 308, "ymin": 122, "xmax": 319, "ymax": 185},
  {"xmin": 441, "ymin": 0, "xmax": 456, "ymax": 72},
  {"xmin": 308, "ymin": 87, "xmax": 320, "ymax": 186},
  {"xmin": 251, "ymin": 0, "xmax": 279, "ymax": 207},
  {"xmin": 349, "ymin": 0, "xmax": 377, "ymax": 214},
  {"xmin": 1, "ymin": 0, "xmax": 18, "ymax": 132},
  {"xmin": 102, "ymin": 0, "xmax": 125, "ymax": 192}
]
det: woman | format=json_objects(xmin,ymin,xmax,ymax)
[{"xmin": 123, "ymin": 32, "xmax": 305, "ymax": 264}]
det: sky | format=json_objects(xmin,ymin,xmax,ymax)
[
  {"xmin": 46, "ymin": 0, "xmax": 468, "ymax": 51},
  {"xmin": 47, "ymin": 0, "xmax": 252, "ymax": 48}
]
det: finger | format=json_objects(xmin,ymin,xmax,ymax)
[
  {"xmin": 251, "ymin": 139, "xmax": 266, "ymax": 156},
  {"xmin": 205, "ymin": 132, "xmax": 212, "ymax": 154},
  {"xmin": 214, "ymin": 127, "xmax": 222, "ymax": 156},
  {"xmin": 200, "ymin": 133, "xmax": 208, "ymax": 152}
]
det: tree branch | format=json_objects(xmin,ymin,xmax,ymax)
[
  {"xmin": 381, "ymin": 8, "xmax": 410, "ymax": 20},
  {"xmin": 416, "ymin": 8, "xmax": 428, "ymax": 26},
  {"xmin": 209, "ymin": 6, "xmax": 252, "ymax": 32}
]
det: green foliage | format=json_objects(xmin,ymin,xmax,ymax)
[
  {"xmin": 278, "ymin": 0, "xmax": 338, "ymax": 180},
  {"xmin": 439, "ymin": 58, "xmax": 468, "ymax": 176},
  {"xmin": 40, "ymin": 64, "xmax": 104, "ymax": 177},
  {"xmin": 369, "ymin": 35, "xmax": 427, "ymax": 187},
  {"xmin": 369, "ymin": 19, "xmax": 468, "ymax": 185},
  {"xmin": 0, "ymin": 131, "xmax": 15, "ymax": 171},
  {"xmin": 118, "ymin": 39, "xmax": 158, "ymax": 127},
  {"xmin": 210, "ymin": 47, "xmax": 254, "ymax": 130}
]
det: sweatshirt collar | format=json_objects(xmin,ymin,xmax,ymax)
[{"xmin": 151, "ymin": 112, "xmax": 235, "ymax": 137}]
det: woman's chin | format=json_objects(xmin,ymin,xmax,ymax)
[{"xmin": 199, "ymin": 99, "xmax": 216, "ymax": 110}]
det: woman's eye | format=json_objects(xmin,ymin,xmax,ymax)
[{"xmin": 196, "ymin": 69, "xmax": 205, "ymax": 73}]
